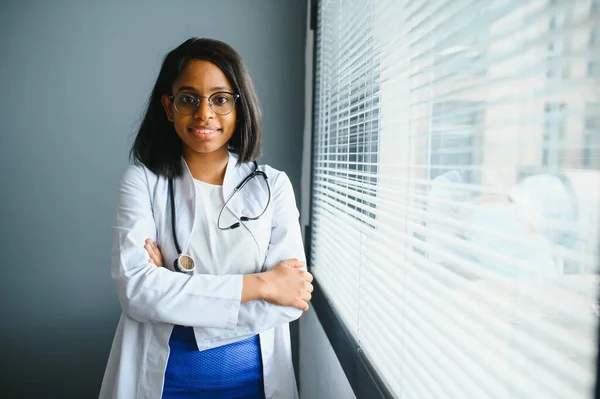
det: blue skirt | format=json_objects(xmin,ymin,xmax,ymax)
[{"xmin": 162, "ymin": 326, "xmax": 266, "ymax": 399}]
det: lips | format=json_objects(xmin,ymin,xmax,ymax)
[{"xmin": 187, "ymin": 126, "xmax": 220, "ymax": 140}]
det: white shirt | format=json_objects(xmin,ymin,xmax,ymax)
[
  {"xmin": 99, "ymin": 153, "xmax": 304, "ymax": 399},
  {"xmin": 189, "ymin": 178, "xmax": 261, "ymax": 277}
]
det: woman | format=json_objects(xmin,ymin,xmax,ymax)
[{"xmin": 100, "ymin": 38, "xmax": 313, "ymax": 399}]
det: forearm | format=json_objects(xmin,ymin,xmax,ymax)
[
  {"xmin": 115, "ymin": 257, "xmax": 243, "ymax": 328},
  {"xmin": 236, "ymin": 300, "xmax": 302, "ymax": 332},
  {"xmin": 192, "ymin": 299, "xmax": 303, "ymax": 344},
  {"xmin": 241, "ymin": 273, "xmax": 267, "ymax": 303}
]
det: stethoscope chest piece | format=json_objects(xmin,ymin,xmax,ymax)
[{"xmin": 174, "ymin": 254, "xmax": 195, "ymax": 273}]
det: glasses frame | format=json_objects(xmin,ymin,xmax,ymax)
[{"xmin": 168, "ymin": 91, "xmax": 240, "ymax": 116}]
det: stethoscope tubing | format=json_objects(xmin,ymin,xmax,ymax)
[{"xmin": 167, "ymin": 161, "xmax": 270, "ymax": 273}]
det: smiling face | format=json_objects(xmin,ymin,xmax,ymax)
[{"xmin": 161, "ymin": 59, "xmax": 237, "ymax": 161}]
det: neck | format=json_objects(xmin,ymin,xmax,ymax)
[{"xmin": 183, "ymin": 147, "xmax": 229, "ymax": 185}]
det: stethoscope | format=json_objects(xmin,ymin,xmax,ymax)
[{"xmin": 168, "ymin": 161, "xmax": 271, "ymax": 273}]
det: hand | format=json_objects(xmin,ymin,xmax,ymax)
[
  {"xmin": 144, "ymin": 238, "xmax": 164, "ymax": 267},
  {"xmin": 261, "ymin": 259, "xmax": 314, "ymax": 311}
]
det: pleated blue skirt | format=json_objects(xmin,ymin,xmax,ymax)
[{"xmin": 162, "ymin": 326, "xmax": 266, "ymax": 399}]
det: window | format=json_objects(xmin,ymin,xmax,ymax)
[
  {"xmin": 543, "ymin": 103, "xmax": 566, "ymax": 167},
  {"xmin": 547, "ymin": 1, "xmax": 568, "ymax": 79},
  {"xmin": 430, "ymin": 101, "xmax": 484, "ymax": 182},
  {"xmin": 435, "ymin": 31, "xmax": 488, "ymax": 79},
  {"xmin": 588, "ymin": 7, "xmax": 598, "ymax": 78},
  {"xmin": 589, "ymin": 61, "xmax": 599, "ymax": 77},
  {"xmin": 584, "ymin": 104, "xmax": 599, "ymax": 169},
  {"xmin": 309, "ymin": 1, "xmax": 600, "ymax": 398},
  {"xmin": 313, "ymin": 0, "xmax": 380, "ymax": 226},
  {"xmin": 590, "ymin": 27, "xmax": 600, "ymax": 46}
]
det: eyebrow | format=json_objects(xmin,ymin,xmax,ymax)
[{"xmin": 176, "ymin": 85, "xmax": 233, "ymax": 93}]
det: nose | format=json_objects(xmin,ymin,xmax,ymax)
[{"xmin": 193, "ymin": 97, "xmax": 215, "ymax": 120}]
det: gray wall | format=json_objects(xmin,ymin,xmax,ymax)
[{"xmin": 0, "ymin": 1, "xmax": 306, "ymax": 397}]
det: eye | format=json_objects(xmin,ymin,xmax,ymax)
[
  {"xmin": 179, "ymin": 94, "xmax": 197, "ymax": 105},
  {"xmin": 212, "ymin": 93, "xmax": 232, "ymax": 106}
]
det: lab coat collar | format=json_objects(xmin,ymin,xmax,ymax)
[
  {"xmin": 176, "ymin": 151, "xmax": 259, "ymax": 252},
  {"xmin": 180, "ymin": 151, "xmax": 248, "ymax": 201}
]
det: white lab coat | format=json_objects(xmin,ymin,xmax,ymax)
[{"xmin": 99, "ymin": 152, "xmax": 305, "ymax": 399}]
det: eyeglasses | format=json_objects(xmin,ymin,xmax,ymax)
[{"xmin": 169, "ymin": 91, "xmax": 240, "ymax": 116}]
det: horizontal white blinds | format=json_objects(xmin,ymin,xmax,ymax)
[{"xmin": 311, "ymin": 0, "xmax": 600, "ymax": 398}]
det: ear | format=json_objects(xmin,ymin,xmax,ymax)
[{"xmin": 160, "ymin": 94, "xmax": 174, "ymax": 122}]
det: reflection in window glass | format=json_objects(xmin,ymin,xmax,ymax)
[
  {"xmin": 584, "ymin": 104, "xmax": 599, "ymax": 168},
  {"xmin": 430, "ymin": 101, "xmax": 483, "ymax": 182},
  {"xmin": 543, "ymin": 103, "xmax": 566, "ymax": 167},
  {"xmin": 589, "ymin": 61, "xmax": 599, "ymax": 76}
]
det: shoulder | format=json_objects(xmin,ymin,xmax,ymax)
[
  {"xmin": 119, "ymin": 162, "xmax": 160, "ymax": 191},
  {"xmin": 262, "ymin": 164, "xmax": 289, "ymax": 185},
  {"xmin": 230, "ymin": 150, "xmax": 291, "ymax": 191},
  {"xmin": 231, "ymin": 155, "xmax": 300, "ymax": 218},
  {"xmin": 247, "ymin": 163, "xmax": 292, "ymax": 194},
  {"xmin": 258, "ymin": 164, "xmax": 297, "ymax": 210},
  {"xmin": 234, "ymin": 157, "xmax": 295, "ymax": 198}
]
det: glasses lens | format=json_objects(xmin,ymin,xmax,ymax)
[
  {"xmin": 209, "ymin": 92, "xmax": 236, "ymax": 115},
  {"xmin": 174, "ymin": 93, "xmax": 198, "ymax": 115}
]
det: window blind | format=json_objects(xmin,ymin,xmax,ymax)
[{"xmin": 310, "ymin": 0, "xmax": 600, "ymax": 398}]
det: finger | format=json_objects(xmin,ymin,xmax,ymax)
[
  {"xmin": 303, "ymin": 271, "xmax": 314, "ymax": 283},
  {"xmin": 145, "ymin": 239, "xmax": 160, "ymax": 252},
  {"xmin": 152, "ymin": 242, "xmax": 164, "ymax": 264},
  {"xmin": 305, "ymin": 281, "xmax": 314, "ymax": 293},
  {"xmin": 151, "ymin": 250, "xmax": 162, "ymax": 262},
  {"xmin": 289, "ymin": 259, "xmax": 305, "ymax": 268},
  {"xmin": 295, "ymin": 299, "xmax": 309, "ymax": 311},
  {"xmin": 148, "ymin": 258, "xmax": 155, "ymax": 265},
  {"xmin": 151, "ymin": 242, "xmax": 163, "ymax": 258},
  {"xmin": 144, "ymin": 243, "xmax": 154, "ymax": 255},
  {"xmin": 146, "ymin": 250, "xmax": 155, "ymax": 261},
  {"xmin": 151, "ymin": 254, "xmax": 160, "ymax": 264},
  {"xmin": 302, "ymin": 291, "xmax": 312, "ymax": 302},
  {"xmin": 145, "ymin": 245, "xmax": 160, "ymax": 262}
]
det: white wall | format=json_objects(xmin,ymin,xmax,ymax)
[{"xmin": 300, "ymin": 309, "xmax": 357, "ymax": 399}]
